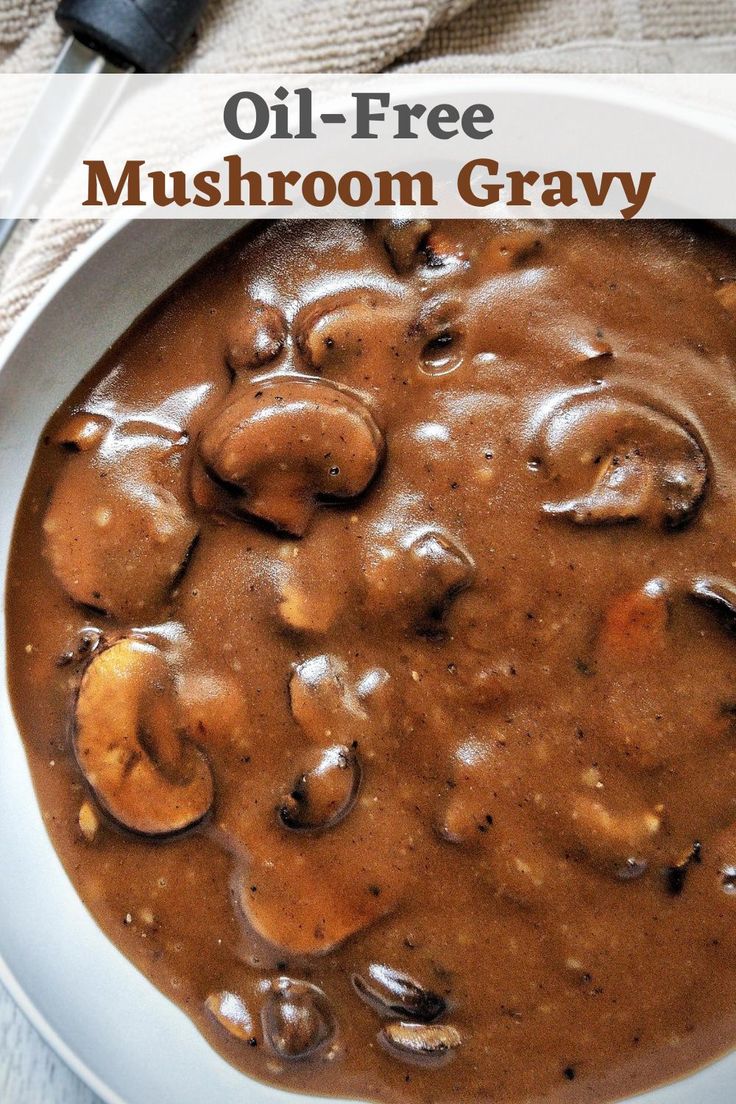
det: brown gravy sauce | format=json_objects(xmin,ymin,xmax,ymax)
[{"xmin": 7, "ymin": 219, "xmax": 736, "ymax": 1104}]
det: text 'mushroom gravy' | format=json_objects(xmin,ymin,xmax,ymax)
[{"xmin": 7, "ymin": 219, "xmax": 736, "ymax": 1103}]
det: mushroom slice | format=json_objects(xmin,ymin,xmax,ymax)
[
  {"xmin": 52, "ymin": 411, "xmax": 111, "ymax": 452},
  {"xmin": 199, "ymin": 376, "xmax": 384, "ymax": 536},
  {"xmin": 364, "ymin": 527, "xmax": 475, "ymax": 626},
  {"xmin": 377, "ymin": 219, "xmax": 432, "ymax": 274},
  {"xmin": 205, "ymin": 991, "xmax": 257, "ymax": 1043},
  {"xmin": 74, "ymin": 639, "xmax": 214, "ymax": 836},
  {"xmin": 691, "ymin": 578, "xmax": 736, "ymax": 635},
  {"xmin": 278, "ymin": 744, "xmax": 361, "ymax": 831},
  {"xmin": 288, "ymin": 654, "xmax": 367, "ymax": 745},
  {"xmin": 225, "ymin": 299, "xmax": 286, "ymax": 375},
  {"xmin": 43, "ymin": 429, "xmax": 199, "ymax": 620},
  {"xmin": 352, "ymin": 964, "xmax": 445, "ymax": 1022},
  {"xmin": 239, "ymin": 856, "xmax": 400, "ymax": 956},
  {"xmin": 261, "ymin": 978, "xmax": 336, "ymax": 1060},
  {"xmin": 296, "ymin": 291, "xmax": 406, "ymax": 375},
  {"xmin": 532, "ymin": 393, "xmax": 708, "ymax": 530},
  {"xmin": 379, "ymin": 1021, "xmax": 461, "ymax": 1065}
]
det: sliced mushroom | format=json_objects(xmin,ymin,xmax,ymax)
[
  {"xmin": 415, "ymin": 299, "xmax": 466, "ymax": 378},
  {"xmin": 289, "ymin": 654, "xmax": 367, "ymax": 745},
  {"xmin": 74, "ymin": 639, "xmax": 214, "ymax": 836},
  {"xmin": 379, "ymin": 1021, "xmax": 461, "ymax": 1065},
  {"xmin": 225, "ymin": 300, "xmax": 286, "ymax": 374},
  {"xmin": 198, "ymin": 376, "xmax": 384, "ymax": 536},
  {"xmin": 278, "ymin": 744, "xmax": 361, "ymax": 831},
  {"xmin": 43, "ymin": 426, "xmax": 198, "ymax": 620},
  {"xmin": 261, "ymin": 978, "xmax": 335, "ymax": 1060},
  {"xmin": 296, "ymin": 291, "xmax": 407, "ymax": 376},
  {"xmin": 277, "ymin": 580, "xmax": 340, "ymax": 634},
  {"xmin": 352, "ymin": 965, "xmax": 445, "ymax": 1022},
  {"xmin": 377, "ymin": 219, "xmax": 432, "ymax": 274},
  {"xmin": 239, "ymin": 856, "xmax": 401, "ymax": 956},
  {"xmin": 435, "ymin": 739, "xmax": 497, "ymax": 848},
  {"xmin": 691, "ymin": 578, "xmax": 736, "ymax": 634},
  {"xmin": 363, "ymin": 527, "xmax": 474, "ymax": 627},
  {"xmin": 532, "ymin": 392, "xmax": 708, "ymax": 530},
  {"xmin": 205, "ymin": 991, "xmax": 257, "ymax": 1043},
  {"xmin": 52, "ymin": 411, "xmax": 111, "ymax": 452}
]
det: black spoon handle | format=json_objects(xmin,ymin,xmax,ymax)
[{"xmin": 55, "ymin": 0, "xmax": 211, "ymax": 72}]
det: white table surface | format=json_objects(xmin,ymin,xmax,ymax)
[{"xmin": 0, "ymin": 982, "xmax": 97, "ymax": 1104}]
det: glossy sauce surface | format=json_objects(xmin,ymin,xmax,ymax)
[{"xmin": 7, "ymin": 219, "xmax": 736, "ymax": 1104}]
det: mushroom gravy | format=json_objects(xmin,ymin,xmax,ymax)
[{"xmin": 7, "ymin": 219, "xmax": 736, "ymax": 1104}]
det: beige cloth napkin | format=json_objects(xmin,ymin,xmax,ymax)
[{"xmin": 0, "ymin": 0, "xmax": 734, "ymax": 339}]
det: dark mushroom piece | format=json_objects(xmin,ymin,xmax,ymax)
[
  {"xmin": 225, "ymin": 299, "xmax": 286, "ymax": 375},
  {"xmin": 261, "ymin": 978, "xmax": 336, "ymax": 1060},
  {"xmin": 288, "ymin": 654, "xmax": 367, "ymax": 745},
  {"xmin": 352, "ymin": 964, "xmax": 446, "ymax": 1022},
  {"xmin": 414, "ymin": 298, "xmax": 466, "ymax": 378},
  {"xmin": 665, "ymin": 841, "xmax": 702, "ymax": 896},
  {"xmin": 379, "ymin": 1021, "xmax": 462, "ymax": 1065},
  {"xmin": 278, "ymin": 744, "xmax": 361, "ymax": 831},
  {"xmin": 532, "ymin": 392, "xmax": 708, "ymax": 530},
  {"xmin": 74, "ymin": 639, "xmax": 214, "ymax": 836},
  {"xmin": 363, "ymin": 527, "xmax": 475, "ymax": 627},
  {"xmin": 377, "ymin": 219, "xmax": 432, "ymax": 274},
  {"xmin": 198, "ymin": 376, "xmax": 385, "ymax": 536}
]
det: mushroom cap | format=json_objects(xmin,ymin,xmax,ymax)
[
  {"xmin": 352, "ymin": 964, "xmax": 446, "ymax": 1022},
  {"xmin": 261, "ymin": 978, "xmax": 336, "ymax": 1060},
  {"xmin": 363, "ymin": 526, "xmax": 475, "ymax": 624},
  {"xmin": 225, "ymin": 299, "xmax": 286, "ymax": 375},
  {"xmin": 278, "ymin": 744, "xmax": 362, "ymax": 832},
  {"xmin": 379, "ymin": 1021, "xmax": 462, "ymax": 1065},
  {"xmin": 376, "ymin": 219, "xmax": 432, "ymax": 274},
  {"xmin": 74, "ymin": 638, "xmax": 214, "ymax": 836},
  {"xmin": 198, "ymin": 376, "xmax": 385, "ymax": 536},
  {"xmin": 531, "ymin": 391, "xmax": 708, "ymax": 530},
  {"xmin": 288, "ymin": 654, "xmax": 367, "ymax": 745},
  {"xmin": 43, "ymin": 422, "xmax": 198, "ymax": 619}
]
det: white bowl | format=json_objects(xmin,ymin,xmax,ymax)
[{"xmin": 2, "ymin": 96, "xmax": 736, "ymax": 1104}]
